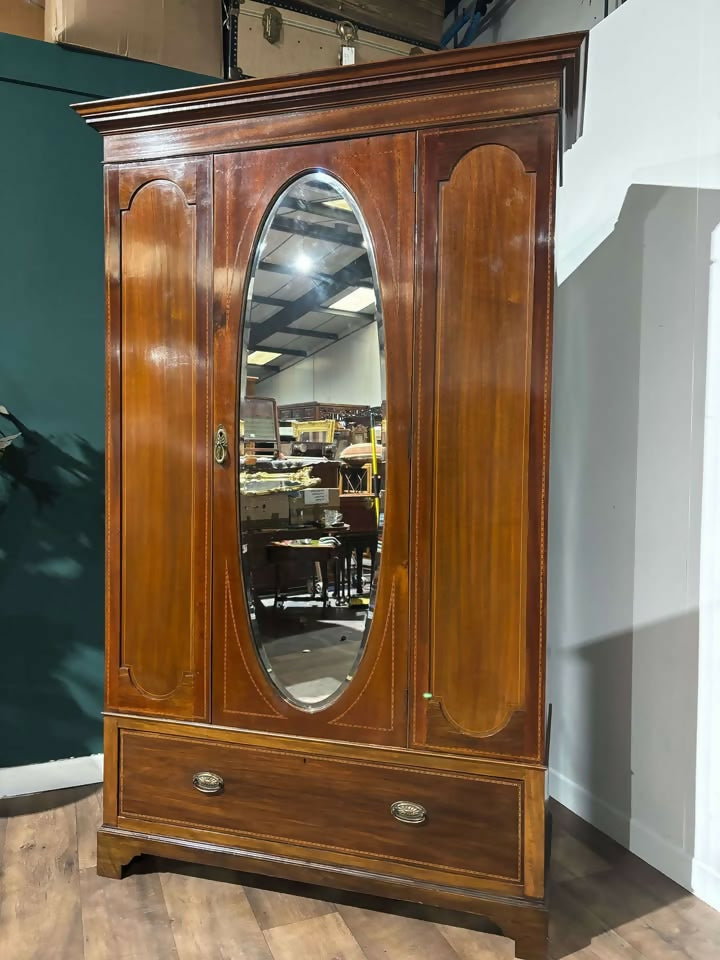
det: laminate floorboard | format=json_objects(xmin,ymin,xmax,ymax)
[
  {"xmin": 337, "ymin": 903, "xmax": 462, "ymax": 960},
  {"xmin": 244, "ymin": 882, "xmax": 337, "ymax": 930},
  {"xmin": 80, "ymin": 866, "xmax": 179, "ymax": 960},
  {"xmin": 160, "ymin": 865, "xmax": 273, "ymax": 960},
  {"xmin": 263, "ymin": 912, "xmax": 367, "ymax": 960},
  {"xmin": 0, "ymin": 790, "xmax": 84, "ymax": 960},
  {"xmin": 76, "ymin": 787, "xmax": 102, "ymax": 872},
  {"xmin": 0, "ymin": 788, "xmax": 718, "ymax": 960}
]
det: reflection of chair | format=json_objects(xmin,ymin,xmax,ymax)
[
  {"xmin": 267, "ymin": 540, "xmax": 344, "ymax": 608},
  {"xmin": 242, "ymin": 397, "xmax": 280, "ymax": 457},
  {"xmin": 336, "ymin": 530, "xmax": 379, "ymax": 597}
]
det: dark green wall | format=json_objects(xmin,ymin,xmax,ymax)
[{"xmin": 0, "ymin": 33, "xmax": 216, "ymax": 767}]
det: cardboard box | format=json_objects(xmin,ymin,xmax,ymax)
[
  {"xmin": 1, "ymin": 0, "xmax": 44, "ymax": 41},
  {"xmin": 241, "ymin": 492, "xmax": 289, "ymax": 530},
  {"xmin": 45, "ymin": 0, "xmax": 222, "ymax": 77},
  {"xmin": 289, "ymin": 488, "xmax": 341, "ymax": 527},
  {"xmin": 236, "ymin": 1, "xmax": 431, "ymax": 79}
]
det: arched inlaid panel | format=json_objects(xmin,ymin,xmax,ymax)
[
  {"xmin": 109, "ymin": 160, "xmax": 212, "ymax": 719},
  {"xmin": 432, "ymin": 143, "xmax": 534, "ymax": 738},
  {"xmin": 412, "ymin": 118, "xmax": 556, "ymax": 761}
]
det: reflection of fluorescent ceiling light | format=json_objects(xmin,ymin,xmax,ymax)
[
  {"xmin": 322, "ymin": 198, "xmax": 352, "ymax": 211},
  {"xmin": 295, "ymin": 253, "xmax": 314, "ymax": 273},
  {"xmin": 329, "ymin": 287, "xmax": 376, "ymax": 313},
  {"xmin": 247, "ymin": 350, "xmax": 281, "ymax": 365}
]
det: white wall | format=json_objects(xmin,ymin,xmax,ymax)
[
  {"xmin": 557, "ymin": 0, "xmax": 720, "ymax": 282},
  {"xmin": 479, "ymin": 0, "xmax": 720, "ymax": 908},
  {"xmin": 695, "ymin": 226, "xmax": 720, "ymax": 910},
  {"xmin": 466, "ymin": 0, "xmax": 720, "ymax": 282},
  {"xmin": 262, "ymin": 322, "xmax": 382, "ymax": 407},
  {"xmin": 549, "ymin": 185, "xmax": 719, "ymax": 891}
]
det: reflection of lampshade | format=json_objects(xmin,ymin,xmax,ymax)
[{"xmin": 340, "ymin": 442, "xmax": 384, "ymax": 462}]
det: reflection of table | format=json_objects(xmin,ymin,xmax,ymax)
[
  {"xmin": 250, "ymin": 524, "xmax": 378, "ymax": 605},
  {"xmin": 266, "ymin": 537, "xmax": 345, "ymax": 608},
  {"xmin": 245, "ymin": 524, "xmax": 347, "ymax": 595}
]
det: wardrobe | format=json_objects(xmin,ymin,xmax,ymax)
[{"xmin": 74, "ymin": 33, "xmax": 586, "ymax": 960}]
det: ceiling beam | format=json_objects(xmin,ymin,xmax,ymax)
[
  {"xmin": 273, "ymin": 347, "xmax": 308, "ymax": 358},
  {"xmin": 287, "ymin": 327, "xmax": 338, "ymax": 340},
  {"xmin": 322, "ymin": 307, "xmax": 376, "ymax": 322},
  {"xmin": 250, "ymin": 298, "xmax": 339, "ymax": 340},
  {"xmin": 247, "ymin": 362, "xmax": 280, "ymax": 375},
  {"xmin": 249, "ymin": 253, "xmax": 373, "ymax": 349},
  {"xmin": 251, "ymin": 295, "xmax": 286, "ymax": 308},
  {"xmin": 272, "ymin": 214, "xmax": 365, "ymax": 249},
  {"xmin": 279, "ymin": 194, "xmax": 358, "ymax": 225},
  {"xmin": 257, "ymin": 259, "xmax": 374, "ymax": 288},
  {"xmin": 252, "ymin": 297, "xmax": 364, "ymax": 333}
]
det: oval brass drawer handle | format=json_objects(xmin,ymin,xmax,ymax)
[
  {"xmin": 390, "ymin": 800, "xmax": 426, "ymax": 825},
  {"xmin": 192, "ymin": 771, "xmax": 224, "ymax": 795}
]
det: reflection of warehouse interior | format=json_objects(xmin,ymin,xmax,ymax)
[{"xmin": 238, "ymin": 173, "xmax": 386, "ymax": 708}]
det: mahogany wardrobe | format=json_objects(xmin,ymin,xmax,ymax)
[{"xmin": 75, "ymin": 33, "xmax": 586, "ymax": 960}]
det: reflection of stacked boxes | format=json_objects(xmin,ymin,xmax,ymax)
[
  {"xmin": 241, "ymin": 493, "xmax": 289, "ymax": 529},
  {"xmin": 241, "ymin": 488, "xmax": 343, "ymax": 529}
]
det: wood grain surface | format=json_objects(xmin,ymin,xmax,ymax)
[
  {"xmin": 117, "ymin": 728, "xmax": 523, "ymax": 887},
  {"xmin": 106, "ymin": 159, "xmax": 212, "ymax": 722},
  {"xmin": 411, "ymin": 117, "xmax": 557, "ymax": 765},
  {"xmin": 211, "ymin": 136, "xmax": 414, "ymax": 745}
]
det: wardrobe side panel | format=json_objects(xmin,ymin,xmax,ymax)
[
  {"xmin": 412, "ymin": 118, "xmax": 557, "ymax": 762},
  {"xmin": 106, "ymin": 159, "xmax": 212, "ymax": 721}
]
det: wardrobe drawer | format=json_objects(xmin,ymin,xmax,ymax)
[{"xmin": 118, "ymin": 730, "xmax": 523, "ymax": 885}]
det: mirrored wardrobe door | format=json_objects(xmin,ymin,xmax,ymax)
[
  {"xmin": 237, "ymin": 172, "xmax": 385, "ymax": 712},
  {"xmin": 211, "ymin": 135, "xmax": 415, "ymax": 745}
]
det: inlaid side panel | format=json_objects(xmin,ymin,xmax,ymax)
[
  {"xmin": 106, "ymin": 159, "xmax": 212, "ymax": 720},
  {"xmin": 433, "ymin": 143, "xmax": 534, "ymax": 737},
  {"xmin": 412, "ymin": 118, "xmax": 557, "ymax": 761}
]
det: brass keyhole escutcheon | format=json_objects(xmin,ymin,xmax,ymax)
[{"xmin": 215, "ymin": 425, "xmax": 229, "ymax": 465}]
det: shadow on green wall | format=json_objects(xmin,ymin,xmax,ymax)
[
  {"xmin": 0, "ymin": 33, "xmax": 216, "ymax": 769},
  {"xmin": 0, "ymin": 411, "xmax": 104, "ymax": 766}
]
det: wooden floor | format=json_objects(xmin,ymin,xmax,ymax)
[{"xmin": 1, "ymin": 786, "xmax": 718, "ymax": 960}]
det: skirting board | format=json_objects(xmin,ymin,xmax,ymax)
[
  {"xmin": 0, "ymin": 753, "xmax": 103, "ymax": 799},
  {"xmin": 692, "ymin": 859, "xmax": 720, "ymax": 914},
  {"xmin": 549, "ymin": 768, "xmax": 695, "ymax": 893}
]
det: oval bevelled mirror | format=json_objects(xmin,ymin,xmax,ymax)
[{"xmin": 237, "ymin": 172, "xmax": 386, "ymax": 712}]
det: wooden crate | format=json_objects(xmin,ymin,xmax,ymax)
[{"xmin": 236, "ymin": 1, "xmax": 435, "ymax": 77}]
